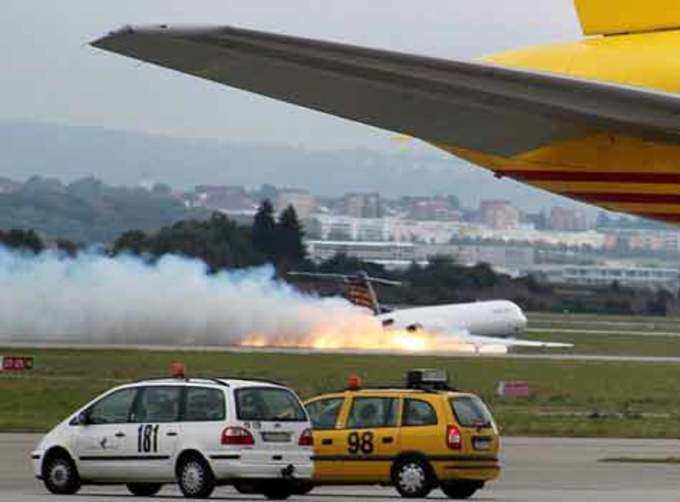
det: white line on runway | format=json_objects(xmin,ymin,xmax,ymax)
[
  {"xmin": 527, "ymin": 328, "xmax": 680, "ymax": 337},
  {"xmin": 3, "ymin": 341, "xmax": 680, "ymax": 364}
]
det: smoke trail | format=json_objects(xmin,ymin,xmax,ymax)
[{"xmin": 0, "ymin": 247, "xmax": 384, "ymax": 346}]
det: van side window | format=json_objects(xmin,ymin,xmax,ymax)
[
  {"xmin": 88, "ymin": 388, "xmax": 137, "ymax": 425},
  {"xmin": 306, "ymin": 398, "xmax": 344, "ymax": 430},
  {"xmin": 347, "ymin": 397, "xmax": 398, "ymax": 429},
  {"xmin": 403, "ymin": 399, "xmax": 438, "ymax": 427},
  {"xmin": 132, "ymin": 386, "xmax": 182, "ymax": 423},
  {"xmin": 184, "ymin": 387, "xmax": 226, "ymax": 422}
]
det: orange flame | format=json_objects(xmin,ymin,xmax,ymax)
[{"xmin": 239, "ymin": 317, "xmax": 500, "ymax": 354}]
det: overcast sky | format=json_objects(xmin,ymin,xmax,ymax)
[{"xmin": 2, "ymin": 0, "xmax": 581, "ymax": 150}]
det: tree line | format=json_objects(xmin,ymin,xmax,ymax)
[
  {"xmin": 2, "ymin": 202, "xmax": 680, "ymax": 317},
  {"xmin": 0, "ymin": 176, "xmax": 205, "ymax": 243}
]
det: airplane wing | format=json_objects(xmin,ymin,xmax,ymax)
[
  {"xmin": 458, "ymin": 333, "xmax": 574, "ymax": 350},
  {"xmin": 92, "ymin": 25, "xmax": 680, "ymax": 158}
]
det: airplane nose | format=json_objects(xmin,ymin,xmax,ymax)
[{"xmin": 518, "ymin": 311, "xmax": 528, "ymax": 332}]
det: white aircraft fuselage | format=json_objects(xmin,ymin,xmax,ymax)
[{"xmin": 377, "ymin": 300, "xmax": 527, "ymax": 338}]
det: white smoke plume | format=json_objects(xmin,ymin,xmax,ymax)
[{"xmin": 0, "ymin": 247, "xmax": 386, "ymax": 347}]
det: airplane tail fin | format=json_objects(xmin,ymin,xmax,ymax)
[
  {"xmin": 288, "ymin": 271, "xmax": 401, "ymax": 316},
  {"xmin": 575, "ymin": 0, "xmax": 680, "ymax": 36},
  {"xmin": 346, "ymin": 276, "xmax": 381, "ymax": 315}
]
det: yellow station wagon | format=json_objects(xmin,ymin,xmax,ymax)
[{"xmin": 302, "ymin": 370, "xmax": 500, "ymax": 499}]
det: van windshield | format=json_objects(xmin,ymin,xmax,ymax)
[
  {"xmin": 236, "ymin": 387, "xmax": 306, "ymax": 422},
  {"xmin": 450, "ymin": 396, "xmax": 495, "ymax": 428}
]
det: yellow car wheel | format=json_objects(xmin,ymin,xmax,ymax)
[
  {"xmin": 392, "ymin": 457, "xmax": 435, "ymax": 499},
  {"xmin": 440, "ymin": 481, "xmax": 483, "ymax": 500}
]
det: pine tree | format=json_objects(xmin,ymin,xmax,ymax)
[
  {"xmin": 0, "ymin": 229, "xmax": 44, "ymax": 254},
  {"xmin": 252, "ymin": 200, "xmax": 277, "ymax": 260},
  {"xmin": 277, "ymin": 205, "xmax": 306, "ymax": 267}
]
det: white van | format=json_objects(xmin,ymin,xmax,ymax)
[{"xmin": 31, "ymin": 374, "xmax": 314, "ymax": 499}]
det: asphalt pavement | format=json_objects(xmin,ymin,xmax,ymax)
[{"xmin": 4, "ymin": 435, "xmax": 680, "ymax": 501}]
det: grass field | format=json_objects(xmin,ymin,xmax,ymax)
[
  {"xmin": 519, "ymin": 312, "xmax": 680, "ymax": 357},
  {"xmin": 518, "ymin": 331, "xmax": 680, "ymax": 356},
  {"xmin": 4, "ymin": 346, "xmax": 680, "ymax": 438}
]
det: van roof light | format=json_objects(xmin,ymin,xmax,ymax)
[
  {"xmin": 406, "ymin": 369, "xmax": 449, "ymax": 390},
  {"xmin": 170, "ymin": 362, "xmax": 187, "ymax": 379},
  {"xmin": 346, "ymin": 374, "xmax": 362, "ymax": 390}
]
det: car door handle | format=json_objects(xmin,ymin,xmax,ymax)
[
  {"xmin": 166, "ymin": 431, "xmax": 178, "ymax": 437},
  {"xmin": 321, "ymin": 438, "xmax": 333, "ymax": 445},
  {"xmin": 114, "ymin": 432, "xmax": 126, "ymax": 438},
  {"xmin": 382, "ymin": 437, "xmax": 394, "ymax": 444}
]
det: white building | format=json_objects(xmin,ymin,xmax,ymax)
[
  {"xmin": 305, "ymin": 240, "xmax": 535, "ymax": 272},
  {"xmin": 312, "ymin": 215, "xmax": 459, "ymax": 244},
  {"xmin": 457, "ymin": 226, "xmax": 607, "ymax": 249},
  {"xmin": 391, "ymin": 220, "xmax": 460, "ymax": 244},
  {"xmin": 528, "ymin": 265, "xmax": 680, "ymax": 291},
  {"xmin": 305, "ymin": 240, "xmax": 425, "ymax": 270},
  {"xmin": 274, "ymin": 189, "xmax": 318, "ymax": 219},
  {"xmin": 420, "ymin": 244, "xmax": 535, "ymax": 270}
]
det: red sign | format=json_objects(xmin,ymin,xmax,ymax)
[
  {"xmin": 1, "ymin": 356, "xmax": 34, "ymax": 371},
  {"xmin": 497, "ymin": 381, "xmax": 530, "ymax": 399}
]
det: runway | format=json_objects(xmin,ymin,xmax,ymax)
[
  {"xmin": 527, "ymin": 328, "xmax": 680, "ymax": 337},
  {"xmin": 4, "ymin": 434, "xmax": 680, "ymax": 501},
  {"xmin": 4, "ymin": 341, "xmax": 680, "ymax": 364}
]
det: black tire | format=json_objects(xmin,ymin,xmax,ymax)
[
  {"xmin": 291, "ymin": 481, "xmax": 315, "ymax": 496},
  {"xmin": 440, "ymin": 481, "xmax": 482, "ymax": 500},
  {"xmin": 127, "ymin": 482, "xmax": 163, "ymax": 497},
  {"xmin": 262, "ymin": 481, "xmax": 294, "ymax": 500},
  {"xmin": 177, "ymin": 455, "xmax": 215, "ymax": 499},
  {"xmin": 42, "ymin": 452, "xmax": 81, "ymax": 495},
  {"xmin": 234, "ymin": 481, "xmax": 258, "ymax": 494},
  {"xmin": 392, "ymin": 457, "xmax": 435, "ymax": 498}
]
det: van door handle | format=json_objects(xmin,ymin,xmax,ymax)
[
  {"xmin": 166, "ymin": 431, "xmax": 178, "ymax": 437},
  {"xmin": 114, "ymin": 432, "xmax": 125, "ymax": 438},
  {"xmin": 321, "ymin": 438, "xmax": 333, "ymax": 445},
  {"xmin": 382, "ymin": 437, "xmax": 394, "ymax": 444}
]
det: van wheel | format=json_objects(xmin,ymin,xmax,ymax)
[
  {"xmin": 127, "ymin": 483, "xmax": 163, "ymax": 497},
  {"xmin": 392, "ymin": 457, "xmax": 434, "ymax": 498},
  {"xmin": 177, "ymin": 455, "xmax": 215, "ymax": 499},
  {"xmin": 291, "ymin": 481, "xmax": 315, "ymax": 495},
  {"xmin": 42, "ymin": 452, "xmax": 81, "ymax": 495},
  {"xmin": 440, "ymin": 481, "xmax": 483, "ymax": 499},
  {"xmin": 262, "ymin": 481, "xmax": 294, "ymax": 500}
]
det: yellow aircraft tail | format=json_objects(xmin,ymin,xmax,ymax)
[{"xmin": 575, "ymin": 0, "xmax": 680, "ymax": 36}]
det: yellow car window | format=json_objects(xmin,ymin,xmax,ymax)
[
  {"xmin": 347, "ymin": 397, "xmax": 398, "ymax": 429},
  {"xmin": 450, "ymin": 396, "xmax": 494, "ymax": 428},
  {"xmin": 402, "ymin": 399, "xmax": 438, "ymax": 427},
  {"xmin": 306, "ymin": 398, "xmax": 344, "ymax": 430}
]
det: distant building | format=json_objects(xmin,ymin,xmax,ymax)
[
  {"xmin": 305, "ymin": 239, "xmax": 535, "ymax": 273},
  {"xmin": 479, "ymin": 200, "xmax": 520, "ymax": 230},
  {"xmin": 0, "ymin": 177, "xmax": 20, "ymax": 194},
  {"xmin": 420, "ymin": 244, "xmax": 535, "ymax": 271},
  {"xmin": 456, "ymin": 225, "xmax": 607, "ymax": 249},
  {"xmin": 342, "ymin": 193, "xmax": 382, "ymax": 218},
  {"xmin": 275, "ymin": 189, "xmax": 318, "ymax": 219},
  {"xmin": 312, "ymin": 215, "xmax": 459, "ymax": 244},
  {"xmin": 392, "ymin": 220, "xmax": 459, "ymax": 244},
  {"xmin": 313, "ymin": 215, "xmax": 393, "ymax": 242},
  {"xmin": 194, "ymin": 185, "xmax": 254, "ymax": 212},
  {"xmin": 306, "ymin": 240, "xmax": 422, "ymax": 270},
  {"xmin": 548, "ymin": 207, "xmax": 589, "ymax": 232},
  {"xmin": 601, "ymin": 229, "xmax": 680, "ymax": 254},
  {"xmin": 528, "ymin": 265, "xmax": 680, "ymax": 291},
  {"xmin": 406, "ymin": 197, "xmax": 460, "ymax": 221}
]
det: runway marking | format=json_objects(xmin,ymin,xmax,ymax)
[
  {"xmin": 600, "ymin": 457, "xmax": 680, "ymax": 464},
  {"xmin": 527, "ymin": 328, "xmax": 680, "ymax": 337},
  {"xmin": 3, "ymin": 341, "xmax": 680, "ymax": 363}
]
